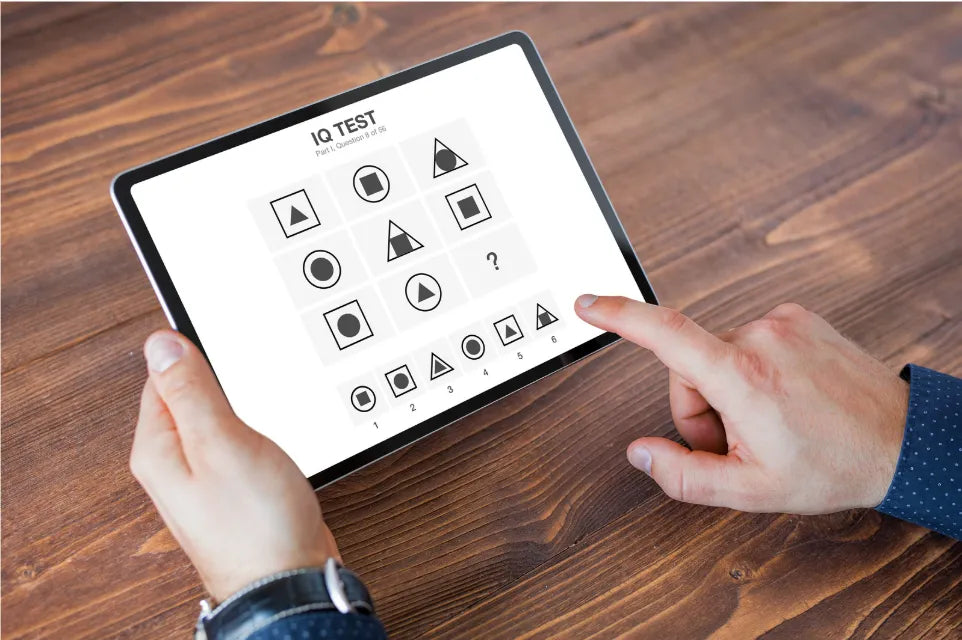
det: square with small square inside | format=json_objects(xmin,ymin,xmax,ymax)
[{"xmin": 445, "ymin": 184, "xmax": 492, "ymax": 230}]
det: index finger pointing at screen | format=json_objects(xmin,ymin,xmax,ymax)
[{"xmin": 574, "ymin": 295, "xmax": 735, "ymax": 393}]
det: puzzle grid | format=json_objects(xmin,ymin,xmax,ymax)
[{"xmin": 248, "ymin": 119, "xmax": 564, "ymax": 421}]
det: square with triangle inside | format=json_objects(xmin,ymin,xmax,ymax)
[
  {"xmin": 270, "ymin": 189, "xmax": 320, "ymax": 238},
  {"xmin": 493, "ymin": 314, "xmax": 524, "ymax": 346}
]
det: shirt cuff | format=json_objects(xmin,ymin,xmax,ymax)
[
  {"xmin": 876, "ymin": 364, "xmax": 962, "ymax": 540},
  {"xmin": 248, "ymin": 611, "xmax": 387, "ymax": 640}
]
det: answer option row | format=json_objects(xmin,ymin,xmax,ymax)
[{"xmin": 338, "ymin": 293, "xmax": 565, "ymax": 424}]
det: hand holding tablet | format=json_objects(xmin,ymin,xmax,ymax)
[{"xmin": 113, "ymin": 32, "xmax": 655, "ymax": 486}]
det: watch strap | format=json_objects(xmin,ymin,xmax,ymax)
[{"xmin": 196, "ymin": 563, "xmax": 373, "ymax": 640}]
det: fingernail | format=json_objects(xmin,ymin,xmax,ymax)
[
  {"xmin": 628, "ymin": 445, "xmax": 652, "ymax": 475},
  {"xmin": 576, "ymin": 294, "xmax": 598, "ymax": 309},
  {"xmin": 146, "ymin": 335, "xmax": 184, "ymax": 373}
]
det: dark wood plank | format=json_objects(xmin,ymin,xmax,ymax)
[{"xmin": 3, "ymin": 3, "xmax": 961, "ymax": 639}]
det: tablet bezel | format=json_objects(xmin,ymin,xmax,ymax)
[{"xmin": 111, "ymin": 31, "xmax": 658, "ymax": 488}]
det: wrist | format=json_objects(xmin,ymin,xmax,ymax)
[
  {"xmin": 863, "ymin": 374, "xmax": 910, "ymax": 508},
  {"xmin": 203, "ymin": 542, "xmax": 339, "ymax": 603}
]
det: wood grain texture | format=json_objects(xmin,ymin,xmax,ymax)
[{"xmin": 3, "ymin": 3, "xmax": 961, "ymax": 638}]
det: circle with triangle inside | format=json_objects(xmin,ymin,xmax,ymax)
[{"xmin": 404, "ymin": 273, "xmax": 442, "ymax": 312}]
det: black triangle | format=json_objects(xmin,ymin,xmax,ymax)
[
  {"xmin": 417, "ymin": 283, "xmax": 435, "ymax": 302},
  {"xmin": 290, "ymin": 205, "xmax": 309, "ymax": 225},
  {"xmin": 433, "ymin": 138, "xmax": 468, "ymax": 178},
  {"xmin": 504, "ymin": 324, "xmax": 517, "ymax": 338},
  {"xmin": 430, "ymin": 352, "xmax": 453, "ymax": 379}
]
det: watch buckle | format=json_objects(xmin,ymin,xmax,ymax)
[{"xmin": 324, "ymin": 557, "xmax": 357, "ymax": 614}]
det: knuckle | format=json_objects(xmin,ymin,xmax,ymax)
[
  {"xmin": 661, "ymin": 466, "xmax": 698, "ymax": 503},
  {"xmin": 659, "ymin": 307, "xmax": 690, "ymax": 335},
  {"xmin": 608, "ymin": 296, "xmax": 634, "ymax": 323},
  {"xmin": 731, "ymin": 347, "xmax": 782, "ymax": 393},
  {"xmin": 159, "ymin": 372, "xmax": 201, "ymax": 406},
  {"xmin": 741, "ymin": 316, "xmax": 796, "ymax": 345},
  {"xmin": 677, "ymin": 467, "xmax": 706, "ymax": 504},
  {"xmin": 773, "ymin": 302, "xmax": 807, "ymax": 317},
  {"xmin": 744, "ymin": 318, "xmax": 779, "ymax": 337}
]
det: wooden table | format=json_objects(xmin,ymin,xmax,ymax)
[{"xmin": 4, "ymin": 3, "xmax": 961, "ymax": 638}]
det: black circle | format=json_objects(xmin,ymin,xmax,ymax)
[
  {"xmin": 393, "ymin": 372, "xmax": 409, "ymax": 389},
  {"xmin": 353, "ymin": 165, "xmax": 390, "ymax": 203},
  {"xmin": 462, "ymin": 335, "xmax": 485, "ymax": 360},
  {"xmin": 337, "ymin": 313, "xmax": 361, "ymax": 338},
  {"xmin": 303, "ymin": 250, "xmax": 341, "ymax": 290},
  {"xmin": 310, "ymin": 257, "xmax": 334, "ymax": 281},
  {"xmin": 435, "ymin": 148, "xmax": 457, "ymax": 172}
]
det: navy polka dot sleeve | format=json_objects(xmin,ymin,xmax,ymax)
[
  {"xmin": 876, "ymin": 364, "xmax": 962, "ymax": 540},
  {"xmin": 248, "ymin": 610, "xmax": 388, "ymax": 640}
]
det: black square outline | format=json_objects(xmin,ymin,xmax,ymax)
[
  {"xmin": 493, "ymin": 314, "xmax": 524, "ymax": 346},
  {"xmin": 444, "ymin": 184, "xmax": 491, "ymax": 231},
  {"xmin": 323, "ymin": 299, "xmax": 374, "ymax": 351},
  {"xmin": 384, "ymin": 364, "xmax": 417, "ymax": 398},
  {"xmin": 270, "ymin": 189, "xmax": 320, "ymax": 238},
  {"xmin": 112, "ymin": 32, "xmax": 659, "ymax": 489}
]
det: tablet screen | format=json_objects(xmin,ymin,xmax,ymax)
[{"xmin": 125, "ymin": 40, "xmax": 651, "ymax": 481}]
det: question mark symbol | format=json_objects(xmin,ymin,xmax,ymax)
[{"xmin": 486, "ymin": 252, "xmax": 500, "ymax": 271}]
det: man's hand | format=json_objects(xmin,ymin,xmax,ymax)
[
  {"xmin": 575, "ymin": 296, "xmax": 909, "ymax": 514},
  {"xmin": 131, "ymin": 330, "xmax": 338, "ymax": 602}
]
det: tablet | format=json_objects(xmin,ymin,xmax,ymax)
[{"xmin": 112, "ymin": 32, "xmax": 657, "ymax": 487}]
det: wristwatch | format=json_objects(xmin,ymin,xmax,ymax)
[{"xmin": 194, "ymin": 558, "xmax": 375, "ymax": 640}]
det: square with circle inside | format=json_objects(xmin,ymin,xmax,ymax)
[
  {"xmin": 323, "ymin": 299, "xmax": 374, "ymax": 350},
  {"xmin": 270, "ymin": 189, "xmax": 320, "ymax": 238},
  {"xmin": 445, "ymin": 184, "xmax": 491, "ymax": 230},
  {"xmin": 384, "ymin": 363, "xmax": 417, "ymax": 398}
]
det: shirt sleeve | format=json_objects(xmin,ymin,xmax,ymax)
[
  {"xmin": 248, "ymin": 611, "xmax": 388, "ymax": 639},
  {"xmin": 876, "ymin": 364, "xmax": 962, "ymax": 540}
]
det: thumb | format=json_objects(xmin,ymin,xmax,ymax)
[
  {"xmin": 627, "ymin": 437, "xmax": 753, "ymax": 509},
  {"xmin": 143, "ymin": 330, "xmax": 241, "ymax": 447}
]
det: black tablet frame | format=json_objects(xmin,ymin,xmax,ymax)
[{"xmin": 111, "ymin": 31, "xmax": 658, "ymax": 488}]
